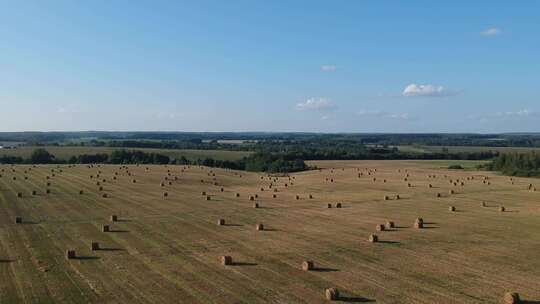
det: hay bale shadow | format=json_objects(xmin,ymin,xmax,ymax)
[
  {"xmin": 111, "ymin": 229, "xmax": 129, "ymax": 233},
  {"xmin": 312, "ymin": 267, "xmax": 339, "ymax": 272},
  {"xmin": 522, "ymin": 301, "xmax": 540, "ymax": 304},
  {"xmin": 378, "ymin": 240, "xmax": 400, "ymax": 245},
  {"xmin": 98, "ymin": 247, "xmax": 125, "ymax": 252},
  {"xmin": 74, "ymin": 256, "xmax": 100, "ymax": 260},
  {"xmin": 337, "ymin": 295, "xmax": 376, "ymax": 302},
  {"xmin": 263, "ymin": 228, "xmax": 280, "ymax": 232},
  {"xmin": 0, "ymin": 259, "xmax": 15, "ymax": 263},
  {"xmin": 231, "ymin": 262, "xmax": 258, "ymax": 266},
  {"xmin": 224, "ymin": 224, "xmax": 242, "ymax": 227}
]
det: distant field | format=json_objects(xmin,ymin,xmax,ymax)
[
  {"xmin": 0, "ymin": 146, "xmax": 252, "ymax": 161},
  {"xmin": 396, "ymin": 145, "xmax": 540, "ymax": 154},
  {"xmin": 1, "ymin": 160, "xmax": 538, "ymax": 303}
]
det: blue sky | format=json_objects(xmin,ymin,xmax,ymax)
[{"xmin": 1, "ymin": 1, "xmax": 538, "ymax": 133}]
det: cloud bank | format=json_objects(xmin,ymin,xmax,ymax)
[
  {"xmin": 402, "ymin": 84, "xmax": 455, "ymax": 97},
  {"xmin": 296, "ymin": 98, "xmax": 336, "ymax": 111}
]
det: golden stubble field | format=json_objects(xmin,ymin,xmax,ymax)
[{"xmin": 0, "ymin": 160, "xmax": 539, "ymax": 304}]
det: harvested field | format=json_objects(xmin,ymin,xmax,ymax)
[{"xmin": 0, "ymin": 160, "xmax": 539, "ymax": 303}]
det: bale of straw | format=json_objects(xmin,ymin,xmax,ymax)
[
  {"xmin": 296, "ymin": 195, "xmax": 300, "ymax": 200},
  {"xmin": 383, "ymin": 195, "xmax": 389, "ymax": 201},
  {"xmin": 163, "ymin": 192, "xmax": 168, "ymax": 197},
  {"xmin": 437, "ymin": 193, "xmax": 441, "ymax": 198},
  {"xmin": 206, "ymin": 195, "xmax": 211, "ymax": 201},
  {"xmin": 17, "ymin": 192, "xmax": 22, "ymax": 198},
  {"xmin": 217, "ymin": 219, "xmax": 225, "ymax": 226},
  {"xmin": 102, "ymin": 193, "xmax": 108, "ymax": 198},
  {"xmin": 309, "ymin": 194, "xmax": 313, "ymax": 199},
  {"xmin": 368, "ymin": 234, "xmax": 378, "ymax": 243},
  {"xmin": 221, "ymin": 255, "xmax": 232, "ymax": 265},
  {"xmin": 336, "ymin": 203, "xmax": 342, "ymax": 208},
  {"xmin": 256, "ymin": 223, "xmax": 264, "ymax": 231},
  {"xmin": 273, "ymin": 194, "xmax": 277, "ymax": 198},
  {"xmin": 46, "ymin": 189, "xmax": 50, "ymax": 194},
  {"xmin": 32, "ymin": 190, "xmax": 37, "ymax": 195},
  {"xmin": 91, "ymin": 242, "xmax": 99, "ymax": 251},
  {"xmin": 325, "ymin": 288, "xmax": 339, "ymax": 301},
  {"xmin": 481, "ymin": 201, "xmax": 487, "ymax": 207},
  {"xmin": 66, "ymin": 250, "xmax": 76, "ymax": 260},
  {"xmin": 385, "ymin": 221, "xmax": 395, "ymax": 229},
  {"xmin": 503, "ymin": 292, "xmax": 520, "ymax": 304},
  {"xmin": 111, "ymin": 215, "xmax": 118, "ymax": 222},
  {"xmin": 102, "ymin": 225, "xmax": 110, "ymax": 232},
  {"xmin": 15, "ymin": 216, "xmax": 22, "ymax": 224},
  {"xmin": 302, "ymin": 261, "xmax": 314, "ymax": 271},
  {"xmin": 499, "ymin": 206, "xmax": 505, "ymax": 212},
  {"xmin": 253, "ymin": 203, "xmax": 259, "ymax": 208},
  {"xmin": 376, "ymin": 224, "xmax": 385, "ymax": 231},
  {"xmin": 449, "ymin": 206, "xmax": 456, "ymax": 212},
  {"xmin": 250, "ymin": 196, "xmax": 254, "ymax": 201},
  {"xmin": 79, "ymin": 190, "xmax": 84, "ymax": 195},
  {"xmin": 327, "ymin": 203, "xmax": 332, "ymax": 208},
  {"xmin": 395, "ymin": 194, "xmax": 400, "ymax": 200},
  {"xmin": 236, "ymin": 193, "xmax": 240, "ymax": 197}
]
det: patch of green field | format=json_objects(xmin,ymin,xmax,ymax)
[
  {"xmin": 398, "ymin": 145, "xmax": 540, "ymax": 154},
  {"xmin": 0, "ymin": 146, "xmax": 252, "ymax": 161},
  {"xmin": 404, "ymin": 160, "xmax": 488, "ymax": 170}
]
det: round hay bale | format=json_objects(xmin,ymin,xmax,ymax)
[
  {"xmin": 111, "ymin": 215, "xmax": 118, "ymax": 222},
  {"xmin": 102, "ymin": 193, "xmax": 108, "ymax": 198},
  {"xmin": 327, "ymin": 203, "xmax": 332, "ymax": 208},
  {"xmin": 17, "ymin": 192, "xmax": 22, "ymax": 198},
  {"xmin": 414, "ymin": 221, "xmax": 423, "ymax": 229},
  {"xmin": 481, "ymin": 201, "xmax": 487, "ymax": 207},
  {"xmin": 428, "ymin": 184, "xmax": 432, "ymax": 188},
  {"xmin": 325, "ymin": 288, "xmax": 339, "ymax": 301},
  {"xmin": 160, "ymin": 182, "xmax": 165, "ymax": 187},
  {"xmin": 309, "ymin": 194, "xmax": 313, "ymax": 199},
  {"xmin": 102, "ymin": 225, "xmax": 110, "ymax": 232},
  {"xmin": 302, "ymin": 261, "xmax": 314, "ymax": 271},
  {"xmin": 295, "ymin": 195, "xmax": 300, "ymax": 200},
  {"xmin": 66, "ymin": 250, "xmax": 76, "ymax": 260},
  {"xmin": 449, "ymin": 206, "xmax": 456, "ymax": 212},
  {"xmin": 385, "ymin": 221, "xmax": 395, "ymax": 229},
  {"xmin": 383, "ymin": 195, "xmax": 389, "ymax": 201},
  {"xmin": 256, "ymin": 223, "xmax": 264, "ymax": 231},
  {"xmin": 336, "ymin": 202, "xmax": 342, "ymax": 208},
  {"xmin": 99, "ymin": 186, "xmax": 103, "ymax": 191},
  {"xmin": 79, "ymin": 190, "xmax": 84, "ymax": 195},
  {"xmin": 15, "ymin": 216, "xmax": 22, "ymax": 224},
  {"xmin": 499, "ymin": 206, "xmax": 506, "ymax": 212},
  {"xmin": 201, "ymin": 191, "xmax": 206, "ymax": 196},
  {"xmin": 503, "ymin": 292, "xmax": 520, "ymax": 304},
  {"xmin": 91, "ymin": 242, "xmax": 100, "ymax": 251},
  {"xmin": 437, "ymin": 193, "xmax": 441, "ymax": 198},
  {"xmin": 415, "ymin": 217, "xmax": 424, "ymax": 225},
  {"xmin": 236, "ymin": 193, "xmax": 240, "ymax": 197},
  {"xmin": 368, "ymin": 234, "xmax": 378, "ymax": 243},
  {"xmin": 163, "ymin": 192, "xmax": 168, "ymax": 197},
  {"xmin": 32, "ymin": 190, "xmax": 37, "ymax": 195},
  {"xmin": 250, "ymin": 196, "xmax": 254, "ymax": 201},
  {"xmin": 206, "ymin": 195, "xmax": 211, "ymax": 201},
  {"xmin": 221, "ymin": 255, "xmax": 232, "ymax": 266},
  {"xmin": 220, "ymin": 187, "xmax": 224, "ymax": 192},
  {"xmin": 376, "ymin": 224, "xmax": 385, "ymax": 231},
  {"xmin": 253, "ymin": 203, "xmax": 259, "ymax": 208},
  {"xmin": 273, "ymin": 194, "xmax": 277, "ymax": 198},
  {"xmin": 395, "ymin": 194, "xmax": 400, "ymax": 200},
  {"xmin": 255, "ymin": 194, "xmax": 258, "ymax": 198},
  {"xmin": 46, "ymin": 189, "xmax": 50, "ymax": 194},
  {"xmin": 217, "ymin": 219, "xmax": 225, "ymax": 226},
  {"xmin": 449, "ymin": 189, "xmax": 455, "ymax": 195}
]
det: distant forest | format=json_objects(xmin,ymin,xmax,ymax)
[{"xmin": 485, "ymin": 152, "xmax": 540, "ymax": 177}]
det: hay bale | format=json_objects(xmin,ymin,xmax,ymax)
[
  {"xmin": 221, "ymin": 255, "xmax": 232, "ymax": 265},
  {"xmin": 395, "ymin": 194, "xmax": 400, "ymax": 200},
  {"xmin": 385, "ymin": 221, "xmax": 395, "ymax": 229},
  {"xmin": 206, "ymin": 195, "xmax": 211, "ymax": 201},
  {"xmin": 295, "ymin": 195, "xmax": 300, "ymax": 200},
  {"xmin": 15, "ymin": 216, "xmax": 22, "ymax": 224},
  {"xmin": 163, "ymin": 192, "xmax": 168, "ymax": 197},
  {"xmin": 32, "ymin": 190, "xmax": 37, "ymax": 195},
  {"xmin": 132, "ymin": 179, "xmax": 137, "ymax": 183},
  {"xmin": 236, "ymin": 193, "xmax": 240, "ymax": 197},
  {"xmin": 336, "ymin": 203, "xmax": 342, "ymax": 208},
  {"xmin": 201, "ymin": 191, "xmax": 206, "ymax": 196},
  {"xmin": 273, "ymin": 194, "xmax": 277, "ymax": 198},
  {"xmin": 376, "ymin": 224, "xmax": 385, "ymax": 231},
  {"xmin": 250, "ymin": 196, "xmax": 254, "ymax": 201},
  {"xmin": 17, "ymin": 192, "xmax": 22, "ymax": 198},
  {"xmin": 368, "ymin": 234, "xmax": 378, "ymax": 243},
  {"xmin": 325, "ymin": 288, "xmax": 339, "ymax": 301},
  {"xmin": 253, "ymin": 203, "xmax": 259, "ymax": 208},
  {"xmin": 102, "ymin": 193, "xmax": 108, "ymax": 198},
  {"xmin": 102, "ymin": 225, "xmax": 110, "ymax": 232},
  {"xmin": 46, "ymin": 189, "xmax": 50, "ymax": 194},
  {"xmin": 255, "ymin": 194, "xmax": 258, "ymax": 198},
  {"xmin": 414, "ymin": 221, "xmax": 423, "ymax": 229},
  {"xmin": 428, "ymin": 184, "xmax": 433, "ymax": 188},
  {"xmin": 79, "ymin": 190, "xmax": 84, "ymax": 195},
  {"xmin": 449, "ymin": 189, "xmax": 455, "ymax": 195},
  {"xmin": 449, "ymin": 206, "xmax": 456, "ymax": 212},
  {"xmin": 383, "ymin": 195, "xmax": 389, "ymax": 201},
  {"xmin": 111, "ymin": 215, "xmax": 118, "ymax": 222},
  {"xmin": 437, "ymin": 193, "xmax": 441, "ymax": 198},
  {"xmin": 481, "ymin": 201, "xmax": 486, "ymax": 207},
  {"xmin": 66, "ymin": 250, "xmax": 76, "ymax": 260},
  {"xmin": 309, "ymin": 194, "xmax": 313, "ymax": 199},
  {"xmin": 160, "ymin": 182, "xmax": 165, "ymax": 187},
  {"xmin": 220, "ymin": 187, "xmax": 224, "ymax": 192},
  {"xmin": 217, "ymin": 219, "xmax": 225, "ymax": 226},
  {"xmin": 415, "ymin": 217, "xmax": 424, "ymax": 225},
  {"xmin": 99, "ymin": 186, "xmax": 103, "ymax": 191},
  {"xmin": 91, "ymin": 242, "xmax": 100, "ymax": 251},
  {"xmin": 503, "ymin": 292, "xmax": 520, "ymax": 304},
  {"xmin": 327, "ymin": 203, "xmax": 332, "ymax": 208},
  {"xmin": 302, "ymin": 261, "xmax": 314, "ymax": 271},
  {"xmin": 256, "ymin": 223, "xmax": 264, "ymax": 231},
  {"xmin": 499, "ymin": 206, "xmax": 506, "ymax": 212}
]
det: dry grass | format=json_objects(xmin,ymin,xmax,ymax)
[{"xmin": 0, "ymin": 160, "xmax": 539, "ymax": 303}]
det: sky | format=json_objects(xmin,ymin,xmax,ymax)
[{"xmin": 0, "ymin": 1, "xmax": 538, "ymax": 133}]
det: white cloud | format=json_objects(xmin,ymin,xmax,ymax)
[
  {"xmin": 402, "ymin": 83, "xmax": 455, "ymax": 97},
  {"xmin": 357, "ymin": 110, "xmax": 410, "ymax": 120},
  {"xmin": 469, "ymin": 109, "xmax": 537, "ymax": 122},
  {"xmin": 321, "ymin": 65, "xmax": 337, "ymax": 72},
  {"xmin": 296, "ymin": 98, "xmax": 336, "ymax": 111},
  {"xmin": 481, "ymin": 28, "xmax": 501, "ymax": 36},
  {"xmin": 495, "ymin": 109, "xmax": 531, "ymax": 117}
]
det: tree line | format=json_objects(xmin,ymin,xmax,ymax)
[{"xmin": 485, "ymin": 152, "xmax": 540, "ymax": 177}]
